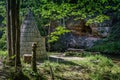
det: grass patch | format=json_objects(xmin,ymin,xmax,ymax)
[
  {"xmin": 0, "ymin": 50, "xmax": 7, "ymax": 60},
  {"xmin": 1, "ymin": 51, "xmax": 120, "ymax": 80},
  {"xmin": 65, "ymin": 51, "xmax": 93, "ymax": 57},
  {"xmin": 0, "ymin": 50, "xmax": 7, "ymax": 56},
  {"xmin": 37, "ymin": 55, "xmax": 120, "ymax": 80}
]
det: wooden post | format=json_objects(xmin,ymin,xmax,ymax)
[{"xmin": 32, "ymin": 42, "xmax": 37, "ymax": 72}]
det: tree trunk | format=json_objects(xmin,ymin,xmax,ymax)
[
  {"xmin": 10, "ymin": 0, "xmax": 16, "ymax": 59},
  {"xmin": 15, "ymin": 0, "xmax": 21, "ymax": 71},
  {"xmin": 6, "ymin": 0, "xmax": 12, "ymax": 63},
  {"xmin": 48, "ymin": 20, "xmax": 51, "ymax": 51},
  {"xmin": 7, "ymin": 0, "xmax": 21, "ymax": 69}
]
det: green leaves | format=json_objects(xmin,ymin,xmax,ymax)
[
  {"xmin": 41, "ymin": 2, "xmax": 74, "ymax": 20},
  {"xmin": 101, "ymin": 0, "xmax": 108, "ymax": 4},
  {"xmin": 20, "ymin": 0, "xmax": 120, "ymax": 28},
  {"xmin": 86, "ymin": 15, "xmax": 110, "ymax": 26},
  {"xmin": 18, "ymin": 0, "xmax": 120, "ymax": 45},
  {"xmin": 0, "ymin": 27, "xmax": 7, "ymax": 50},
  {"xmin": 48, "ymin": 26, "xmax": 70, "ymax": 43}
]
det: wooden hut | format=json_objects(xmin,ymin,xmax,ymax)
[{"xmin": 20, "ymin": 10, "xmax": 46, "ymax": 59}]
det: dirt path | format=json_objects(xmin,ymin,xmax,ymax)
[
  {"xmin": 50, "ymin": 55, "xmax": 85, "ymax": 61},
  {"xmin": 50, "ymin": 55, "xmax": 120, "ymax": 67}
]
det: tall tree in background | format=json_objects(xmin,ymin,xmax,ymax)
[
  {"xmin": 15, "ymin": 0, "xmax": 21, "ymax": 71},
  {"xmin": 6, "ymin": 0, "xmax": 21, "ymax": 71},
  {"xmin": 10, "ymin": 0, "xmax": 16, "ymax": 58},
  {"xmin": 6, "ymin": 0, "xmax": 12, "ymax": 64}
]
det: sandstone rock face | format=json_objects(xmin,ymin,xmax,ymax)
[
  {"xmin": 66, "ymin": 19, "xmax": 92, "ymax": 36},
  {"xmin": 89, "ymin": 21, "xmax": 111, "ymax": 38},
  {"xmin": 50, "ymin": 18, "xmax": 112, "ymax": 50},
  {"xmin": 58, "ymin": 19, "xmax": 111, "ymax": 49},
  {"xmin": 63, "ymin": 33, "xmax": 100, "ymax": 48}
]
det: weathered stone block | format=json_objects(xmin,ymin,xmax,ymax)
[{"xmin": 23, "ymin": 54, "xmax": 32, "ymax": 63}]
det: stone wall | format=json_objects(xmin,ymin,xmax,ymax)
[{"xmin": 20, "ymin": 11, "xmax": 47, "ymax": 59}]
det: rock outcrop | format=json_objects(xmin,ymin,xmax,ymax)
[{"xmin": 50, "ymin": 18, "xmax": 112, "ymax": 51}]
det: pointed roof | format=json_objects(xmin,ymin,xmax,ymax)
[{"xmin": 20, "ymin": 10, "xmax": 46, "ymax": 59}]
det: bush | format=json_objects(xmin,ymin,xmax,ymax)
[
  {"xmin": 38, "ymin": 55, "xmax": 120, "ymax": 80},
  {"xmin": 65, "ymin": 51, "xmax": 92, "ymax": 57},
  {"xmin": 87, "ymin": 22, "xmax": 120, "ymax": 54},
  {"xmin": 87, "ymin": 41, "xmax": 120, "ymax": 54},
  {"xmin": 0, "ymin": 27, "xmax": 7, "ymax": 50}
]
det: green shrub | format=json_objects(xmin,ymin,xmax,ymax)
[
  {"xmin": 0, "ymin": 27, "xmax": 7, "ymax": 50},
  {"xmin": 38, "ymin": 55, "xmax": 120, "ymax": 80},
  {"xmin": 87, "ymin": 41, "xmax": 120, "ymax": 54},
  {"xmin": 0, "ymin": 50, "xmax": 7, "ymax": 59},
  {"xmin": 65, "ymin": 51, "xmax": 92, "ymax": 57},
  {"xmin": 108, "ymin": 22, "xmax": 120, "ymax": 41},
  {"xmin": 87, "ymin": 22, "xmax": 120, "ymax": 54}
]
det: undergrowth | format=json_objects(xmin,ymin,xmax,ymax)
[
  {"xmin": 1, "ymin": 51, "xmax": 120, "ymax": 80},
  {"xmin": 87, "ymin": 41, "xmax": 120, "ymax": 54},
  {"xmin": 87, "ymin": 22, "xmax": 120, "ymax": 54},
  {"xmin": 37, "ymin": 55, "xmax": 120, "ymax": 80}
]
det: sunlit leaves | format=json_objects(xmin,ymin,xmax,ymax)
[
  {"xmin": 0, "ymin": 1, "xmax": 5, "ymax": 17},
  {"xmin": 41, "ymin": 2, "xmax": 74, "ymax": 20},
  {"xmin": 19, "ymin": 0, "xmax": 120, "ymax": 42},
  {"xmin": 48, "ymin": 26, "xmax": 70, "ymax": 43},
  {"xmin": 101, "ymin": 0, "xmax": 108, "ymax": 4},
  {"xmin": 86, "ymin": 15, "xmax": 110, "ymax": 26},
  {"xmin": 20, "ymin": 0, "xmax": 120, "ymax": 27}
]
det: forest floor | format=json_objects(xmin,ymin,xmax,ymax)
[
  {"xmin": 37, "ymin": 54, "xmax": 120, "ymax": 80},
  {"xmin": 50, "ymin": 55, "xmax": 85, "ymax": 61},
  {"xmin": 103, "ymin": 54, "xmax": 120, "ymax": 66},
  {"xmin": 0, "ymin": 52, "xmax": 120, "ymax": 80},
  {"xmin": 49, "ymin": 52, "xmax": 120, "ymax": 66},
  {"xmin": 0, "ymin": 62, "xmax": 10, "ymax": 80}
]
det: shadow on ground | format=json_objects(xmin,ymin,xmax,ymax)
[{"xmin": 47, "ymin": 56, "xmax": 81, "ymax": 66}]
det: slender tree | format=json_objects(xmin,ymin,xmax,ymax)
[
  {"xmin": 15, "ymin": 0, "xmax": 21, "ymax": 71},
  {"xmin": 10, "ymin": 0, "xmax": 16, "ymax": 59},
  {"xmin": 6, "ymin": 0, "xmax": 12, "ymax": 64},
  {"xmin": 6, "ymin": 0, "xmax": 21, "ymax": 70}
]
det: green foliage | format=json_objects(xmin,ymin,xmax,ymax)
[
  {"xmin": 38, "ymin": 55, "xmax": 120, "ymax": 80},
  {"xmin": 20, "ymin": 0, "xmax": 120, "ymax": 41},
  {"xmin": 87, "ymin": 22, "xmax": 120, "ymax": 54},
  {"xmin": 86, "ymin": 15, "xmax": 110, "ymax": 26},
  {"xmin": 72, "ymin": 55, "xmax": 120, "ymax": 80},
  {"xmin": 35, "ymin": 17, "xmax": 47, "ymax": 36},
  {"xmin": 0, "ymin": 50, "xmax": 7, "ymax": 59},
  {"xmin": 0, "ymin": 1, "xmax": 6, "ymax": 25},
  {"xmin": 0, "ymin": 1, "xmax": 7, "ymax": 51},
  {"xmin": 22, "ymin": 63, "xmax": 45, "ymax": 80},
  {"xmin": 0, "ymin": 1, "xmax": 5, "ymax": 17},
  {"xmin": 0, "ymin": 50, "xmax": 7, "ymax": 67},
  {"xmin": 48, "ymin": 26, "xmax": 70, "ymax": 43},
  {"xmin": 65, "ymin": 51, "xmax": 92, "ymax": 57},
  {"xmin": 108, "ymin": 22, "xmax": 120, "ymax": 41},
  {"xmin": 0, "ymin": 27, "xmax": 7, "ymax": 50},
  {"xmin": 87, "ymin": 41, "xmax": 120, "ymax": 54},
  {"xmin": 1, "ymin": 0, "xmax": 120, "ymax": 51}
]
